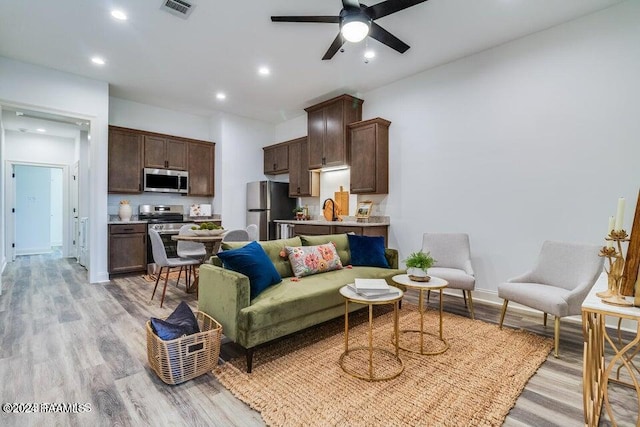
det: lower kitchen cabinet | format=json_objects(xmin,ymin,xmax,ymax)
[
  {"xmin": 108, "ymin": 223, "xmax": 147, "ymax": 275},
  {"xmin": 291, "ymin": 223, "xmax": 389, "ymax": 246}
]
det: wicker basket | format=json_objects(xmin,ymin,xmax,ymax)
[{"xmin": 146, "ymin": 311, "xmax": 222, "ymax": 385}]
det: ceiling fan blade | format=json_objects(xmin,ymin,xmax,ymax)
[
  {"xmin": 271, "ymin": 16, "xmax": 340, "ymax": 24},
  {"xmin": 322, "ymin": 33, "xmax": 345, "ymax": 60},
  {"xmin": 342, "ymin": 0, "xmax": 361, "ymax": 9},
  {"xmin": 369, "ymin": 22, "xmax": 410, "ymax": 53},
  {"xmin": 365, "ymin": 0, "xmax": 428, "ymax": 20}
]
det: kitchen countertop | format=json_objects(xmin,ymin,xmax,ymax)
[
  {"xmin": 108, "ymin": 216, "xmax": 222, "ymax": 225},
  {"xmin": 274, "ymin": 217, "xmax": 389, "ymax": 227}
]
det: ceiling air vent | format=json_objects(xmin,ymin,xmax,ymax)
[{"xmin": 160, "ymin": 0, "xmax": 195, "ymax": 19}]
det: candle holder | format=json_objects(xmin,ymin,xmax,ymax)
[{"xmin": 598, "ymin": 229, "xmax": 633, "ymax": 307}]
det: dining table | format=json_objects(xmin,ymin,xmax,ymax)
[{"xmin": 171, "ymin": 234, "xmax": 224, "ymax": 294}]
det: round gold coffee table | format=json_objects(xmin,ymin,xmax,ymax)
[
  {"xmin": 392, "ymin": 274, "xmax": 450, "ymax": 355},
  {"xmin": 339, "ymin": 285, "xmax": 404, "ymax": 381}
]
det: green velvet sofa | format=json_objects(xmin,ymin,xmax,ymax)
[{"xmin": 198, "ymin": 233, "xmax": 404, "ymax": 372}]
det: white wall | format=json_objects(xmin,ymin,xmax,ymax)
[
  {"xmin": 5, "ymin": 131, "xmax": 76, "ymax": 164},
  {"xmin": 0, "ymin": 105, "xmax": 4, "ymax": 291},
  {"xmin": 0, "ymin": 56, "xmax": 109, "ymax": 283},
  {"xmin": 276, "ymin": 1, "xmax": 640, "ymax": 300},
  {"xmin": 218, "ymin": 113, "xmax": 275, "ymax": 229}
]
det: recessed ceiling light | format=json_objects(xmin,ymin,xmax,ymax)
[
  {"xmin": 111, "ymin": 10, "xmax": 127, "ymax": 21},
  {"xmin": 36, "ymin": 128, "xmax": 46, "ymax": 133},
  {"xmin": 91, "ymin": 56, "xmax": 106, "ymax": 65},
  {"xmin": 15, "ymin": 111, "xmax": 23, "ymax": 116},
  {"xmin": 216, "ymin": 92, "xmax": 226, "ymax": 100},
  {"xmin": 364, "ymin": 50, "xmax": 375, "ymax": 59},
  {"xmin": 258, "ymin": 66, "xmax": 270, "ymax": 76}
]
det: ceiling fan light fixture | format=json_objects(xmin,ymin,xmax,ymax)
[{"xmin": 340, "ymin": 16, "xmax": 370, "ymax": 43}]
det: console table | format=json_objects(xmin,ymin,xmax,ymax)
[{"xmin": 581, "ymin": 273, "xmax": 640, "ymax": 426}]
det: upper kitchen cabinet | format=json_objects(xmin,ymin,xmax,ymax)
[
  {"xmin": 288, "ymin": 137, "xmax": 319, "ymax": 197},
  {"xmin": 263, "ymin": 142, "xmax": 289, "ymax": 175},
  {"xmin": 108, "ymin": 126, "xmax": 144, "ymax": 193},
  {"xmin": 348, "ymin": 118, "xmax": 391, "ymax": 194},
  {"xmin": 144, "ymin": 135, "xmax": 187, "ymax": 170},
  {"xmin": 188, "ymin": 140, "xmax": 215, "ymax": 196},
  {"xmin": 305, "ymin": 94, "xmax": 363, "ymax": 169}
]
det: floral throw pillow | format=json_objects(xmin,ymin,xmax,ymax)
[{"xmin": 285, "ymin": 243, "xmax": 343, "ymax": 278}]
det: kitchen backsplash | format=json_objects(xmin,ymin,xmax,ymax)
[{"xmin": 107, "ymin": 194, "xmax": 215, "ymax": 217}]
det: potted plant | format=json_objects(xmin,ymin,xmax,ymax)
[
  {"xmin": 404, "ymin": 250, "xmax": 436, "ymax": 282},
  {"xmin": 293, "ymin": 206, "xmax": 305, "ymax": 220}
]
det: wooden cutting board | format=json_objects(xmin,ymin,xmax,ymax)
[{"xmin": 334, "ymin": 186, "xmax": 349, "ymax": 217}]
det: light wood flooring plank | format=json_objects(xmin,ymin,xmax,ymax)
[{"xmin": 1, "ymin": 252, "xmax": 638, "ymax": 426}]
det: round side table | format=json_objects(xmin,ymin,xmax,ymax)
[
  {"xmin": 392, "ymin": 274, "xmax": 450, "ymax": 355},
  {"xmin": 339, "ymin": 285, "xmax": 404, "ymax": 381}
]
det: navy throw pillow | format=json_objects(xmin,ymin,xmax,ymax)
[
  {"xmin": 347, "ymin": 234, "xmax": 390, "ymax": 268},
  {"xmin": 150, "ymin": 301, "xmax": 200, "ymax": 341},
  {"xmin": 217, "ymin": 240, "xmax": 282, "ymax": 299}
]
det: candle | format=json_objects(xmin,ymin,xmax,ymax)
[
  {"xmin": 607, "ymin": 216, "xmax": 615, "ymax": 248},
  {"xmin": 614, "ymin": 197, "xmax": 625, "ymax": 231}
]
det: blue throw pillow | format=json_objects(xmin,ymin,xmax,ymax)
[
  {"xmin": 150, "ymin": 301, "xmax": 200, "ymax": 340},
  {"xmin": 217, "ymin": 240, "xmax": 282, "ymax": 299},
  {"xmin": 347, "ymin": 234, "xmax": 390, "ymax": 268}
]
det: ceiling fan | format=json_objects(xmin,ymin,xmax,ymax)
[{"xmin": 271, "ymin": 0, "xmax": 428, "ymax": 60}]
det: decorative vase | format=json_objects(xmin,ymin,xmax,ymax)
[{"xmin": 118, "ymin": 203, "xmax": 132, "ymax": 221}]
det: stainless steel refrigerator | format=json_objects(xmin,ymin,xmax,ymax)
[{"xmin": 246, "ymin": 181, "xmax": 296, "ymax": 240}]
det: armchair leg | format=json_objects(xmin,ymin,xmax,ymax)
[
  {"xmin": 554, "ymin": 317, "xmax": 560, "ymax": 358},
  {"xmin": 462, "ymin": 291, "xmax": 468, "ymax": 308},
  {"xmin": 246, "ymin": 348, "xmax": 254, "ymax": 373},
  {"xmin": 467, "ymin": 291, "xmax": 475, "ymax": 320},
  {"xmin": 543, "ymin": 312, "xmax": 547, "ymax": 328},
  {"xmin": 499, "ymin": 300, "xmax": 509, "ymax": 329},
  {"xmin": 427, "ymin": 290, "xmax": 430, "ymax": 303}
]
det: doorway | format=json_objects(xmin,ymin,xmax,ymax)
[{"xmin": 7, "ymin": 163, "xmax": 69, "ymax": 260}]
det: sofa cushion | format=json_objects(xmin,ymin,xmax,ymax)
[
  {"xmin": 347, "ymin": 234, "xmax": 389, "ymax": 268},
  {"xmin": 300, "ymin": 234, "xmax": 351, "ymax": 266},
  {"xmin": 238, "ymin": 266, "xmax": 404, "ymax": 331},
  {"xmin": 222, "ymin": 236, "xmax": 302, "ymax": 278},
  {"xmin": 217, "ymin": 241, "xmax": 282, "ymax": 299},
  {"xmin": 285, "ymin": 243, "xmax": 343, "ymax": 278}
]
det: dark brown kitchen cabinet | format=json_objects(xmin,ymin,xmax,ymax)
[
  {"xmin": 144, "ymin": 135, "xmax": 187, "ymax": 170},
  {"xmin": 293, "ymin": 224, "xmax": 333, "ymax": 236},
  {"xmin": 348, "ymin": 118, "xmax": 391, "ymax": 194},
  {"xmin": 263, "ymin": 142, "xmax": 289, "ymax": 175},
  {"xmin": 333, "ymin": 225, "xmax": 388, "ymax": 246},
  {"xmin": 188, "ymin": 141, "xmax": 215, "ymax": 196},
  {"xmin": 108, "ymin": 126, "xmax": 144, "ymax": 193},
  {"xmin": 305, "ymin": 94, "xmax": 363, "ymax": 169},
  {"xmin": 108, "ymin": 223, "xmax": 147, "ymax": 275},
  {"xmin": 288, "ymin": 137, "xmax": 319, "ymax": 197}
]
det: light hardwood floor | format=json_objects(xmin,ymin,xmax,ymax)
[{"xmin": 0, "ymin": 253, "xmax": 637, "ymax": 426}]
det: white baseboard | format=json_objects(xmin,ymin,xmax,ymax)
[{"xmin": 447, "ymin": 288, "xmax": 637, "ymax": 333}]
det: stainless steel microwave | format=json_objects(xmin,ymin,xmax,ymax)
[{"xmin": 143, "ymin": 168, "xmax": 188, "ymax": 194}]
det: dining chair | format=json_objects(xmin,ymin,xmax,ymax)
[
  {"xmin": 149, "ymin": 229, "xmax": 201, "ymax": 308},
  {"xmin": 498, "ymin": 240, "xmax": 603, "ymax": 357},
  {"xmin": 176, "ymin": 224, "xmax": 207, "ymax": 259},
  {"xmin": 246, "ymin": 224, "xmax": 259, "ymax": 241},
  {"xmin": 421, "ymin": 233, "xmax": 476, "ymax": 319},
  {"xmin": 223, "ymin": 229, "xmax": 250, "ymax": 242}
]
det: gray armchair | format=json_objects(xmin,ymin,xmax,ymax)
[
  {"xmin": 422, "ymin": 233, "xmax": 476, "ymax": 319},
  {"xmin": 498, "ymin": 240, "xmax": 603, "ymax": 357}
]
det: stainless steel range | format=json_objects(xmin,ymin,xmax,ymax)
[
  {"xmin": 139, "ymin": 204, "xmax": 186, "ymax": 235},
  {"xmin": 140, "ymin": 204, "xmax": 188, "ymax": 273}
]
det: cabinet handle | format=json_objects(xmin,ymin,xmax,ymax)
[
  {"xmin": 123, "ymin": 228, "xmax": 134, "ymax": 231},
  {"xmin": 297, "ymin": 187, "xmax": 300, "ymax": 193},
  {"xmin": 273, "ymin": 163, "xmax": 276, "ymax": 170}
]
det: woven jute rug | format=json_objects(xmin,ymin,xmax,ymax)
[{"xmin": 214, "ymin": 304, "xmax": 552, "ymax": 427}]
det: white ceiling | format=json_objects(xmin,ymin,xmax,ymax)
[{"xmin": 0, "ymin": 0, "xmax": 624, "ymax": 124}]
